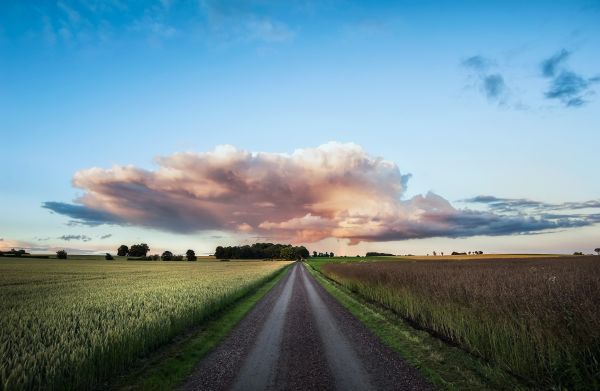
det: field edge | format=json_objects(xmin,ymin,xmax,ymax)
[
  {"xmin": 106, "ymin": 263, "xmax": 292, "ymax": 391},
  {"xmin": 306, "ymin": 263, "xmax": 530, "ymax": 391}
]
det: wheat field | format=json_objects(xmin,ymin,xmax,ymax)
[{"xmin": 0, "ymin": 259, "xmax": 289, "ymax": 390}]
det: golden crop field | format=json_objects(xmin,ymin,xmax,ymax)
[
  {"xmin": 0, "ymin": 259, "xmax": 290, "ymax": 390},
  {"xmin": 320, "ymin": 256, "xmax": 600, "ymax": 390}
]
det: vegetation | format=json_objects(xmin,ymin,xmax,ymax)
[
  {"xmin": 312, "ymin": 251, "xmax": 334, "ymax": 257},
  {"xmin": 112, "ymin": 264, "xmax": 291, "ymax": 391},
  {"xmin": 307, "ymin": 264, "xmax": 525, "ymax": 390},
  {"xmin": 0, "ymin": 258, "xmax": 289, "ymax": 390},
  {"xmin": 117, "ymin": 245, "xmax": 129, "ymax": 256},
  {"xmin": 161, "ymin": 250, "xmax": 174, "ymax": 261},
  {"xmin": 128, "ymin": 243, "xmax": 150, "ymax": 257},
  {"xmin": 365, "ymin": 252, "xmax": 394, "ymax": 256},
  {"xmin": 56, "ymin": 249, "xmax": 67, "ymax": 259},
  {"xmin": 186, "ymin": 249, "xmax": 197, "ymax": 262},
  {"xmin": 105, "ymin": 253, "xmax": 114, "ymax": 260},
  {"xmin": 320, "ymin": 257, "xmax": 600, "ymax": 390},
  {"xmin": 214, "ymin": 243, "xmax": 309, "ymax": 260}
]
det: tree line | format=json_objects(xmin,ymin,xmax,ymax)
[{"xmin": 215, "ymin": 243, "xmax": 309, "ymax": 260}]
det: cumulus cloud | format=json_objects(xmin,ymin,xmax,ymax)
[
  {"xmin": 541, "ymin": 49, "xmax": 599, "ymax": 107},
  {"xmin": 43, "ymin": 143, "xmax": 600, "ymax": 245}
]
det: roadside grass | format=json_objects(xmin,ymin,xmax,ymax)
[
  {"xmin": 314, "ymin": 257, "xmax": 600, "ymax": 390},
  {"xmin": 306, "ymin": 264, "xmax": 529, "ymax": 391},
  {"xmin": 109, "ymin": 264, "xmax": 291, "ymax": 391}
]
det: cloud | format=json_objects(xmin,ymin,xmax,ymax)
[
  {"xmin": 541, "ymin": 49, "xmax": 599, "ymax": 107},
  {"xmin": 42, "ymin": 201, "xmax": 123, "ymax": 226},
  {"xmin": 461, "ymin": 55, "xmax": 509, "ymax": 105},
  {"xmin": 100, "ymin": 234, "xmax": 113, "ymax": 239},
  {"xmin": 462, "ymin": 55, "xmax": 492, "ymax": 72},
  {"xmin": 482, "ymin": 74, "xmax": 507, "ymax": 100},
  {"xmin": 43, "ymin": 143, "xmax": 600, "ymax": 245},
  {"xmin": 541, "ymin": 49, "xmax": 570, "ymax": 77},
  {"xmin": 463, "ymin": 195, "xmax": 600, "ymax": 214},
  {"xmin": 58, "ymin": 234, "xmax": 92, "ymax": 242}
]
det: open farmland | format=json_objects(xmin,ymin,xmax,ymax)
[
  {"xmin": 320, "ymin": 256, "xmax": 600, "ymax": 390},
  {"xmin": 0, "ymin": 258, "xmax": 290, "ymax": 390}
]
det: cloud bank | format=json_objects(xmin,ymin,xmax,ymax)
[{"xmin": 43, "ymin": 143, "xmax": 599, "ymax": 244}]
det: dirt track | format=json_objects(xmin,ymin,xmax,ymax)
[{"xmin": 181, "ymin": 262, "xmax": 433, "ymax": 390}]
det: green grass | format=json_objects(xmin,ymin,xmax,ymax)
[
  {"xmin": 0, "ymin": 259, "xmax": 290, "ymax": 390},
  {"xmin": 109, "ymin": 264, "xmax": 291, "ymax": 390},
  {"xmin": 306, "ymin": 263, "xmax": 528, "ymax": 391}
]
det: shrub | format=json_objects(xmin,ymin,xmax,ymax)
[
  {"xmin": 173, "ymin": 255, "xmax": 184, "ymax": 262},
  {"xmin": 161, "ymin": 251, "xmax": 173, "ymax": 261},
  {"xmin": 56, "ymin": 250, "xmax": 67, "ymax": 259},
  {"xmin": 105, "ymin": 253, "xmax": 114, "ymax": 260}
]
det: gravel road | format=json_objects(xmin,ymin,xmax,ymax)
[{"xmin": 180, "ymin": 262, "xmax": 433, "ymax": 391}]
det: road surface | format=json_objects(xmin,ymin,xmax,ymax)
[{"xmin": 181, "ymin": 262, "xmax": 433, "ymax": 391}]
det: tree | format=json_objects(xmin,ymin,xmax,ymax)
[
  {"xmin": 595, "ymin": 248, "xmax": 600, "ymax": 256},
  {"xmin": 117, "ymin": 245, "xmax": 129, "ymax": 256},
  {"xmin": 294, "ymin": 246, "xmax": 309, "ymax": 260},
  {"xmin": 105, "ymin": 253, "xmax": 114, "ymax": 260},
  {"xmin": 161, "ymin": 251, "xmax": 173, "ymax": 261},
  {"xmin": 129, "ymin": 243, "xmax": 150, "ymax": 257},
  {"xmin": 280, "ymin": 247, "xmax": 297, "ymax": 260},
  {"xmin": 329, "ymin": 252, "xmax": 334, "ymax": 258},
  {"xmin": 186, "ymin": 249, "xmax": 197, "ymax": 261},
  {"xmin": 313, "ymin": 251, "xmax": 317, "ymax": 257},
  {"xmin": 56, "ymin": 250, "xmax": 67, "ymax": 259}
]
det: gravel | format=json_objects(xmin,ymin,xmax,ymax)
[{"xmin": 180, "ymin": 262, "xmax": 434, "ymax": 391}]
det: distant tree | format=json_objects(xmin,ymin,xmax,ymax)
[
  {"xmin": 313, "ymin": 251, "xmax": 318, "ymax": 257},
  {"xmin": 280, "ymin": 247, "xmax": 297, "ymax": 260},
  {"xmin": 117, "ymin": 245, "xmax": 129, "ymax": 256},
  {"xmin": 56, "ymin": 250, "xmax": 67, "ymax": 259},
  {"xmin": 329, "ymin": 252, "xmax": 334, "ymax": 258},
  {"xmin": 173, "ymin": 255, "xmax": 184, "ymax": 261},
  {"xmin": 161, "ymin": 251, "xmax": 173, "ymax": 261},
  {"xmin": 105, "ymin": 253, "xmax": 114, "ymax": 260},
  {"xmin": 294, "ymin": 246, "xmax": 309, "ymax": 260},
  {"xmin": 595, "ymin": 248, "xmax": 600, "ymax": 256},
  {"xmin": 186, "ymin": 249, "xmax": 197, "ymax": 261},
  {"xmin": 433, "ymin": 251, "xmax": 437, "ymax": 256},
  {"xmin": 129, "ymin": 243, "xmax": 150, "ymax": 257},
  {"xmin": 214, "ymin": 246, "xmax": 225, "ymax": 259},
  {"xmin": 573, "ymin": 252, "xmax": 583, "ymax": 256}
]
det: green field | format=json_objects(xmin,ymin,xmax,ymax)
[
  {"xmin": 312, "ymin": 256, "xmax": 600, "ymax": 390},
  {"xmin": 0, "ymin": 258, "xmax": 290, "ymax": 390}
]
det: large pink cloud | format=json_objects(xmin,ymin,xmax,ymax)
[{"xmin": 43, "ymin": 142, "xmax": 598, "ymax": 244}]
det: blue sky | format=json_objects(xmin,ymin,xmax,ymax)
[{"xmin": 1, "ymin": 0, "xmax": 599, "ymax": 255}]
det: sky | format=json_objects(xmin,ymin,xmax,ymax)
[{"xmin": 1, "ymin": 0, "xmax": 599, "ymax": 256}]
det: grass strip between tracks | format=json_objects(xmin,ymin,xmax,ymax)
[
  {"xmin": 306, "ymin": 263, "xmax": 530, "ymax": 391},
  {"xmin": 108, "ymin": 263, "xmax": 292, "ymax": 391}
]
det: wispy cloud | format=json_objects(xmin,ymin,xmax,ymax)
[
  {"xmin": 540, "ymin": 49, "xmax": 599, "ymax": 107},
  {"xmin": 461, "ymin": 55, "xmax": 510, "ymax": 105},
  {"xmin": 100, "ymin": 234, "xmax": 113, "ymax": 239},
  {"xmin": 43, "ymin": 143, "xmax": 600, "ymax": 245},
  {"xmin": 58, "ymin": 234, "xmax": 92, "ymax": 242}
]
